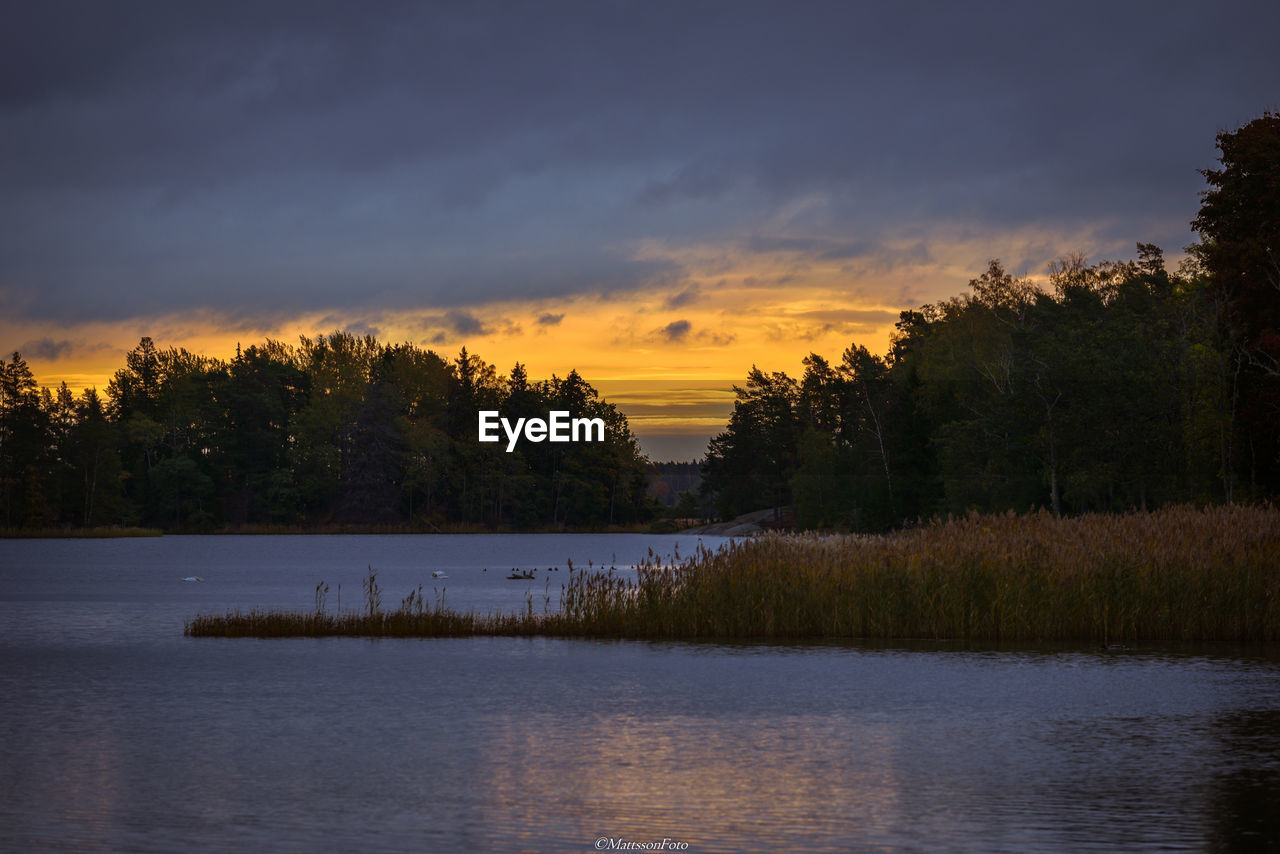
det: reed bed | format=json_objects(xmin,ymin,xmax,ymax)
[{"xmin": 186, "ymin": 505, "xmax": 1280, "ymax": 643}]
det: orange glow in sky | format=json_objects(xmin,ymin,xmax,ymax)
[{"xmin": 5, "ymin": 224, "xmax": 1137, "ymax": 460}]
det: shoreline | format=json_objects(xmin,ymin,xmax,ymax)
[{"xmin": 1, "ymin": 523, "xmax": 667, "ymax": 539}]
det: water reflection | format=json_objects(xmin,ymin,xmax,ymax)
[
  {"xmin": 476, "ymin": 712, "xmax": 905, "ymax": 850},
  {"xmin": 1208, "ymin": 709, "xmax": 1280, "ymax": 852},
  {"xmin": 4, "ymin": 537, "xmax": 1280, "ymax": 852}
]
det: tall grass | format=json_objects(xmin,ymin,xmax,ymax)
[{"xmin": 186, "ymin": 505, "xmax": 1280, "ymax": 643}]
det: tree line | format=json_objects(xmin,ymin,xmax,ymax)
[
  {"xmin": 0, "ymin": 338, "xmax": 649, "ymax": 530},
  {"xmin": 4, "ymin": 114, "xmax": 1277, "ymax": 534},
  {"xmin": 700, "ymin": 114, "xmax": 1280, "ymax": 529}
]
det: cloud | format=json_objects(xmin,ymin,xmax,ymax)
[
  {"xmin": 2, "ymin": 1, "xmax": 1278, "ymax": 335},
  {"xmin": 444, "ymin": 311, "xmax": 487, "ymax": 337},
  {"xmin": 697, "ymin": 329, "xmax": 736, "ymax": 347},
  {"xmin": 536, "ymin": 312, "xmax": 564, "ymax": 326},
  {"xmin": 413, "ymin": 310, "xmax": 525, "ymax": 347},
  {"xmin": 655, "ymin": 320, "xmax": 692, "ymax": 343},
  {"xmin": 745, "ymin": 235, "xmax": 834, "ymax": 255},
  {"xmin": 17, "ymin": 337, "xmax": 75, "ymax": 360},
  {"xmin": 646, "ymin": 319, "xmax": 736, "ymax": 348},
  {"xmin": 417, "ymin": 311, "xmax": 489, "ymax": 344},
  {"xmin": 790, "ymin": 309, "xmax": 899, "ymax": 325},
  {"xmin": 763, "ymin": 321, "xmax": 882, "ymax": 344},
  {"xmin": 338, "ymin": 322, "xmax": 382, "ymax": 339},
  {"xmin": 635, "ymin": 158, "xmax": 739, "ymax": 207},
  {"xmin": 663, "ymin": 287, "xmax": 701, "ymax": 310}
]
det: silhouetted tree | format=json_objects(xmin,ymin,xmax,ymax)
[{"xmin": 1193, "ymin": 111, "xmax": 1280, "ymax": 495}]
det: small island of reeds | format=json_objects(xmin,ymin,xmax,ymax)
[{"xmin": 186, "ymin": 505, "xmax": 1280, "ymax": 644}]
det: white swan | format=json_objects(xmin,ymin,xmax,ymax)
[{"xmin": 431, "ymin": 571, "xmax": 448, "ymax": 578}]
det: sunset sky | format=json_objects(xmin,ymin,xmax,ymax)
[{"xmin": 3, "ymin": 1, "xmax": 1278, "ymax": 460}]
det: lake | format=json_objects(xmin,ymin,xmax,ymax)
[{"xmin": 2, "ymin": 534, "xmax": 1278, "ymax": 852}]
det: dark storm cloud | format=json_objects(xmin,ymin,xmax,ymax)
[
  {"xmin": 536, "ymin": 313, "xmax": 565, "ymax": 327},
  {"xmin": 3, "ymin": 0, "xmax": 1279, "ymax": 325}
]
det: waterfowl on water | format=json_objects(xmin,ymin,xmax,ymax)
[
  {"xmin": 182, "ymin": 576, "xmax": 204, "ymax": 583},
  {"xmin": 432, "ymin": 571, "xmax": 448, "ymax": 578}
]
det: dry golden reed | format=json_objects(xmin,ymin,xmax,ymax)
[{"xmin": 186, "ymin": 505, "xmax": 1280, "ymax": 643}]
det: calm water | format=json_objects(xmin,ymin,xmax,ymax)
[{"xmin": 2, "ymin": 535, "xmax": 1278, "ymax": 853}]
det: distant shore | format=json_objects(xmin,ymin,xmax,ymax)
[
  {"xmin": 1, "ymin": 522, "xmax": 668, "ymax": 538},
  {"xmin": 0, "ymin": 526, "xmax": 163, "ymax": 539}
]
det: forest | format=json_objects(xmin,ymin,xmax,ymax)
[
  {"xmin": 0, "ymin": 339, "xmax": 650, "ymax": 531},
  {"xmin": 699, "ymin": 114, "xmax": 1280, "ymax": 529},
  {"xmin": 2, "ymin": 114, "xmax": 1277, "ymax": 534}
]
